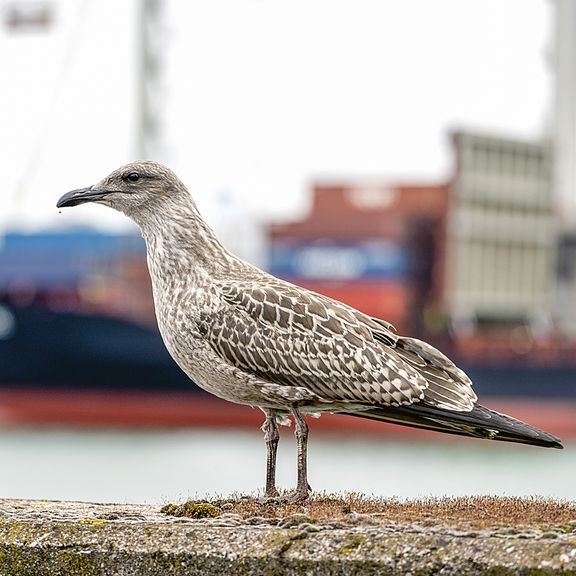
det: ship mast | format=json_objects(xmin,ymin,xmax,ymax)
[{"xmin": 136, "ymin": 0, "xmax": 164, "ymax": 161}]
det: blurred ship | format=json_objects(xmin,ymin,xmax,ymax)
[{"xmin": 0, "ymin": 131, "xmax": 575, "ymax": 438}]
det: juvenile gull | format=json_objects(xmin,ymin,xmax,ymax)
[{"xmin": 57, "ymin": 161, "xmax": 563, "ymax": 502}]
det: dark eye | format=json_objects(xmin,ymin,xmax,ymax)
[{"xmin": 127, "ymin": 171, "xmax": 140, "ymax": 182}]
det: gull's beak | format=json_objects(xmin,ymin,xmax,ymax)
[{"xmin": 56, "ymin": 187, "xmax": 108, "ymax": 208}]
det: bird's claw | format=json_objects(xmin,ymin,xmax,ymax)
[
  {"xmin": 261, "ymin": 488, "xmax": 310, "ymax": 504},
  {"xmin": 283, "ymin": 489, "xmax": 310, "ymax": 504}
]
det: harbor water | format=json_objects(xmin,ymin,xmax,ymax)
[{"xmin": 0, "ymin": 427, "xmax": 573, "ymax": 504}]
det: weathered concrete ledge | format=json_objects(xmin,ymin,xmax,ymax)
[{"xmin": 0, "ymin": 498, "xmax": 575, "ymax": 575}]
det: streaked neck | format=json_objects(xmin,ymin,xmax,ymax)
[{"xmin": 133, "ymin": 195, "xmax": 237, "ymax": 276}]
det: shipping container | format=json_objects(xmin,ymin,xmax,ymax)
[{"xmin": 269, "ymin": 239, "xmax": 408, "ymax": 281}]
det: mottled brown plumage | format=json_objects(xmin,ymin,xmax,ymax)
[{"xmin": 57, "ymin": 161, "xmax": 563, "ymax": 502}]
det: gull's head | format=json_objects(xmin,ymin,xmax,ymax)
[{"xmin": 56, "ymin": 161, "xmax": 190, "ymax": 220}]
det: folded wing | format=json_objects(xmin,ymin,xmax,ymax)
[{"xmin": 205, "ymin": 280, "xmax": 477, "ymax": 412}]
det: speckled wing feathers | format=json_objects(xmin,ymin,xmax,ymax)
[
  {"xmin": 206, "ymin": 280, "xmax": 477, "ymax": 411},
  {"xmin": 394, "ymin": 337, "xmax": 477, "ymax": 410},
  {"xmin": 208, "ymin": 282, "xmax": 427, "ymax": 406}
]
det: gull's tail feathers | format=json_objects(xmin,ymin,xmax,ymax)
[{"xmin": 343, "ymin": 402, "xmax": 563, "ymax": 449}]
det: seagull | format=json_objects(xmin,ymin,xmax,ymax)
[{"xmin": 57, "ymin": 161, "xmax": 563, "ymax": 502}]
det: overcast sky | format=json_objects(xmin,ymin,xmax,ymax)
[{"xmin": 0, "ymin": 0, "xmax": 551, "ymax": 233}]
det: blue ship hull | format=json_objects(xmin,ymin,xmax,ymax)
[{"xmin": 0, "ymin": 303, "xmax": 574, "ymax": 399}]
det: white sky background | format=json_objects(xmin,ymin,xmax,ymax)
[{"xmin": 0, "ymin": 0, "xmax": 551, "ymax": 234}]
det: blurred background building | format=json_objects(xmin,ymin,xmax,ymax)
[
  {"xmin": 448, "ymin": 132, "xmax": 554, "ymax": 337},
  {"xmin": 0, "ymin": 0, "xmax": 574, "ymax": 502},
  {"xmin": 555, "ymin": 0, "xmax": 576, "ymax": 337}
]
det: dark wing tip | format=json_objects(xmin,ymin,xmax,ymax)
[
  {"xmin": 547, "ymin": 438, "xmax": 564, "ymax": 450},
  {"xmin": 343, "ymin": 402, "xmax": 564, "ymax": 449}
]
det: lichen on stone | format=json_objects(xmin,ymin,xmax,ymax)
[{"xmin": 162, "ymin": 501, "xmax": 221, "ymax": 519}]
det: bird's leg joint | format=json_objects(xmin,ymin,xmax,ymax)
[{"xmin": 262, "ymin": 415, "xmax": 280, "ymax": 444}]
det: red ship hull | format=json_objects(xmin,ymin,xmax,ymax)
[{"xmin": 0, "ymin": 387, "xmax": 573, "ymax": 441}]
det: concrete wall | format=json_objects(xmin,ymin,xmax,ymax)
[{"xmin": 0, "ymin": 498, "xmax": 574, "ymax": 575}]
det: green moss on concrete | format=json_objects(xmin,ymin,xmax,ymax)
[
  {"xmin": 160, "ymin": 502, "xmax": 177, "ymax": 515},
  {"xmin": 162, "ymin": 501, "xmax": 221, "ymax": 519},
  {"xmin": 0, "ymin": 498, "xmax": 575, "ymax": 575}
]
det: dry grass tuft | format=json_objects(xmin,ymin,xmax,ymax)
[{"xmin": 163, "ymin": 494, "xmax": 576, "ymax": 530}]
